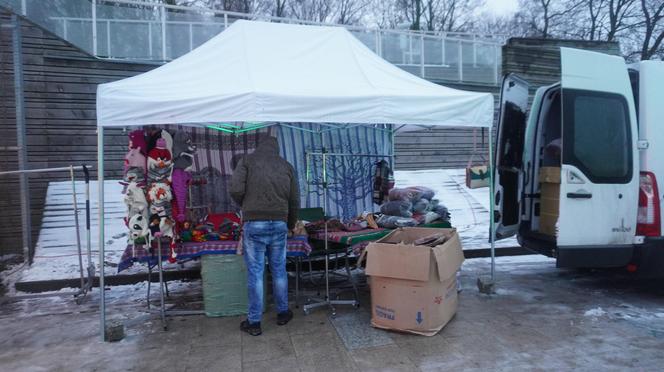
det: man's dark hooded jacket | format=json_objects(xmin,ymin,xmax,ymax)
[{"xmin": 230, "ymin": 137, "xmax": 300, "ymax": 229}]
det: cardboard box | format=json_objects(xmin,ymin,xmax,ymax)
[
  {"xmin": 363, "ymin": 227, "xmax": 464, "ymax": 336},
  {"xmin": 539, "ymin": 167, "xmax": 561, "ymax": 184},
  {"xmin": 538, "ymin": 167, "xmax": 560, "ymax": 236}
]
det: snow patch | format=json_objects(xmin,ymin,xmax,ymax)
[{"xmin": 584, "ymin": 307, "xmax": 607, "ymax": 318}]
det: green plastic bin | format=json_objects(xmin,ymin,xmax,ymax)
[{"xmin": 201, "ymin": 254, "xmax": 266, "ymax": 317}]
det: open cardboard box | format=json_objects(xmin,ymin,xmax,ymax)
[{"xmin": 361, "ymin": 227, "xmax": 464, "ymax": 336}]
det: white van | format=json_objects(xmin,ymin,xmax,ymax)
[{"xmin": 494, "ymin": 47, "xmax": 664, "ymax": 276}]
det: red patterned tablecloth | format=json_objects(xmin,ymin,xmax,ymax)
[{"xmin": 118, "ymin": 236, "xmax": 311, "ymax": 273}]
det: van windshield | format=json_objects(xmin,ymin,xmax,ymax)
[{"xmin": 562, "ymin": 89, "xmax": 632, "ymax": 184}]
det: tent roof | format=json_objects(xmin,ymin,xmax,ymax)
[{"xmin": 96, "ymin": 20, "xmax": 493, "ymax": 129}]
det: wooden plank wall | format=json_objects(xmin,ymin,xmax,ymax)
[
  {"xmin": 394, "ymin": 81, "xmax": 498, "ymax": 170},
  {"xmin": 0, "ymin": 9, "xmax": 154, "ymax": 258}
]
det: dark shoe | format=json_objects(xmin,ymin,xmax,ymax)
[
  {"xmin": 240, "ymin": 320, "xmax": 262, "ymax": 336},
  {"xmin": 277, "ymin": 310, "xmax": 293, "ymax": 326}
]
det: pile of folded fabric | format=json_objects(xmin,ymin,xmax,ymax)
[{"xmin": 376, "ymin": 186, "xmax": 449, "ymax": 228}]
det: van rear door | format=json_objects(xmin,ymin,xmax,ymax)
[
  {"xmin": 558, "ymin": 48, "xmax": 639, "ymax": 247},
  {"xmin": 493, "ymin": 73, "xmax": 529, "ymax": 239}
]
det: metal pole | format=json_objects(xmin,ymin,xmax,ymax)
[
  {"xmin": 20, "ymin": 0, "xmax": 26, "ymax": 15},
  {"xmin": 83, "ymin": 166, "xmax": 93, "ymax": 290},
  {"xmin": 106, "ymin": 20, "xmax": 111, "ymax": 57},
  {"xmin": 157, "ymin": 239, "xmax": 167, "ymax": 330},
  {"xmin": 494, "ymin": 44, "xmax": 500, "ymax": 85},
  {"xmin": 161, "ymin": 5, "xmax": 167, "ymax": 61},
  {"xmin": 189, "ymin": 23, "xmax": 193, "ymax": 51},
  {"xmin": 420, "ymin": 34, "xmax": 425, "ymax": 77},
  {"xmin": 488, "ymin": 126, "xmax": 495, "ymax": 281},
  {"xmin": 148, "ymin": 21, "xmax": 153, "ymax": 58},
  {"xmin": 458, "ymin": 40, "xmax": 463, "ymax": 82},
  {"xmin": 12, "ymin": 14, "xmax": 32, "ymax": 265},
  {"xmin": 473, "ymin": 35, "xmax": 477, "ymax": 67},
  {"xmin": 97, "ymin": 126, "xmax": 106, "ymax": 342},
  {"xmin": 92, "ymin": 0, "xmax": 98, "ymax": 56},
  {"xmin": 390, "ymin": 128, "xmax": 395, "ymax": 167},
  {"xmin": 71, "ymin": 166, "xmax": 85, "ymax": 292},
  {"xmin": 0, "ymin": 165, "xmax": 90, "ymax": 176}
]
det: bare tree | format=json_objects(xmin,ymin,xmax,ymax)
[
  {"xmin": 397, "ymin": 0, "xmax": 425, "ymax": 30},
  {"xmin": 521, "ymin": 0, "xmax": 585, "ymax": 38},
  {"xmin": 605, "ymin": 0, "xmax": 638, "ymax": 41},
  {"xmin": 334, "ymin": 0, "xmax": 369, "ymax": 24},
  {"xmin": 289, "ymin": 0, "xmax": 334, "ymax": 22},
  {"xmin": 585, "ymin": 0, "xmax": 608, "ymax": 40},
  {"xmin": 638, "ymin": 0, "xmax": 664, "ymax": 60}
]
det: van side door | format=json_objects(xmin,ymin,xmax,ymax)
[{"xmin": 493, "ymin": 73, "xmax": 529, "ymax": 239}]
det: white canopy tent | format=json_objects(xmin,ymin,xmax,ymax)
[{"xmin": 95, "ymin": 19, "xmax": 497, "ymax": 341}]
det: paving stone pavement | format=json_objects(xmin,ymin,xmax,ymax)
[{"xmin": 1, "ymin": 255, "xmax": 664, "ymax": 371}]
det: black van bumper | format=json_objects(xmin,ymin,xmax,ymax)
[
  {"xmin": 556, "ymin": 244, "xmax": 634, "ymax": 268},
  {"xmin": 630, "ymin": 237, "xmax": 664, "ymax": 277},
  {"xmin": 554, "ymin": 239, "xmax": 664, "ymax": 277}
]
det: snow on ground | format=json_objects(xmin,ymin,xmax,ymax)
[
  {"xmin": 394, "ymin": 168, "xmax": 518, "ymax": 249},
  {"xmin": 10, "ymin": 180, "xmax": 144, "ymax": 283},
  {"xmin": 12, "ymin": 169, "xmax": 515, "ymax": 282}
]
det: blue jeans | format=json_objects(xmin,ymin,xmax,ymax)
[{"xmin": 243, "ymin": 220, "xmax": 289, "ymax": 323}]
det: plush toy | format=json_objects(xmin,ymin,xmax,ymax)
[
  {"xmin": 122, "ymin": 167, "xmax": 146, "ymax": 188},
  {"xmin": 128, "ymin": 214, "xmax": 149, "ymax": 243},
  {"xmin": 168, "ymin": 241, "xmax": 178, "ymax": 263},
  {"xmin": 149, "ymin": 213, "xmax": 162, "ymax": 238},
  {"xmin": 191, "ymin": 230, "xmax": 206, "ymax": 242},
  {"xmin": 180, "ymin": 221, "xmax": 193, "ymax": 242},
  {"xmin": 171, "ymin": 168, "xmax": 192, "ymax": 223},
  {"xmin": 147, "ymin": 138, "xmax": 173, "ymax": 184},
  {"xmin": 121, "ymin": 131, "xmax": 148, "ymax": 189},
  {"xmin": 124, "ymin": 182, "xmax": 148, "ymax": 225},
  {"xmin": 147, "ymin": 182, "xmax": 173, "ymax": 217},
  {"xmin": 172, "ymin": 130, "xmax": 196, "ymax": 171}
]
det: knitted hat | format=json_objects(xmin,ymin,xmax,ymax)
[
  {"xmin": 128, "ymin": 130, "xmax": 147, "ymax": 155},
  {"xmin": 156, "ymin": 138, "xmax": 167, "ymax": 149}
]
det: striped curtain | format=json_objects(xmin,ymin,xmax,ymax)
[{"xmin": 172, "ymin": 123, "xmax": 392, "ymax": 221}]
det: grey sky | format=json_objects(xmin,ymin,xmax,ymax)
[{"xmin": 486, "ymin": 0, "xmax": 519, "ymax": 16}]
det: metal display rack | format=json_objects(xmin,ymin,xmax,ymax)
[{"xmin": 0, "ymin": 165, "xmax": 94, "ymax": 303}]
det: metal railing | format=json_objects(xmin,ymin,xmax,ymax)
[{"xmin": 3, "ymin": 0, "xmax": 503, "ymax": 85}]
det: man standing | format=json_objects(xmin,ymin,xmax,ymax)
[{"xmin": 230, "ymin": 136, "xmax": 299, "ymax": 336}]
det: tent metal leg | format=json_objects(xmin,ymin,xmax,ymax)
[
  {"xmin": 83, "ymin": 166, "xmax": 94, "ymax": 295},
  {"xmin": 147, "ymin": 263, "xmax": 152, "ymax": 309},
  {"xmin": 295, "ymin": 257, "xmax": 300, "ymax": 308},
  {"xmin": 489, "ymin": 126, "xmax": 496, "ymax": 281},
  {"xmin": 157, "ymin": 239, "xmax": 167, "ymax": 331},
  {"xmin": 97, "ymin": 126, "xmax": 106, "ymax": 341},
  {"xmin": 71, "ymin": 166, "xmax": 85, "ymax": 296}
]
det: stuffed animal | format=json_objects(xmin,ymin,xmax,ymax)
[
  {"xmin": 147, "ymin": 182, "xmax": 173, "ymax": 218},
  {"xmin": 122, "ymin": 166, "xmax": 146, "ymax": 188},
  {"xmin": 172, "ymin": 130, "xmax": 196, "ymax": 171},
  {"xmin": 121, "ymin": 131, "xmax": 148, "ymax": 189},
  {"xmin": 171, "ymin": 168, "xmax": 192, "ymax": 223},
  {"xmin": 124, "ymin": 182, "xmax": 148, "ymax": 224},
  {"xmin": 147, "ymin": 138, "xmax": 173, "ymax": 184},
  {"xmin": 128, "ymin": 214, "xmax": 149, "ymax": 242},
  {"xmin": 149, "ymin": 213, "xmax": 162, "ymax": 238},
  {"xmin": 180, "ymin": 221, "xmax": 193, "ymax": 242}
]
